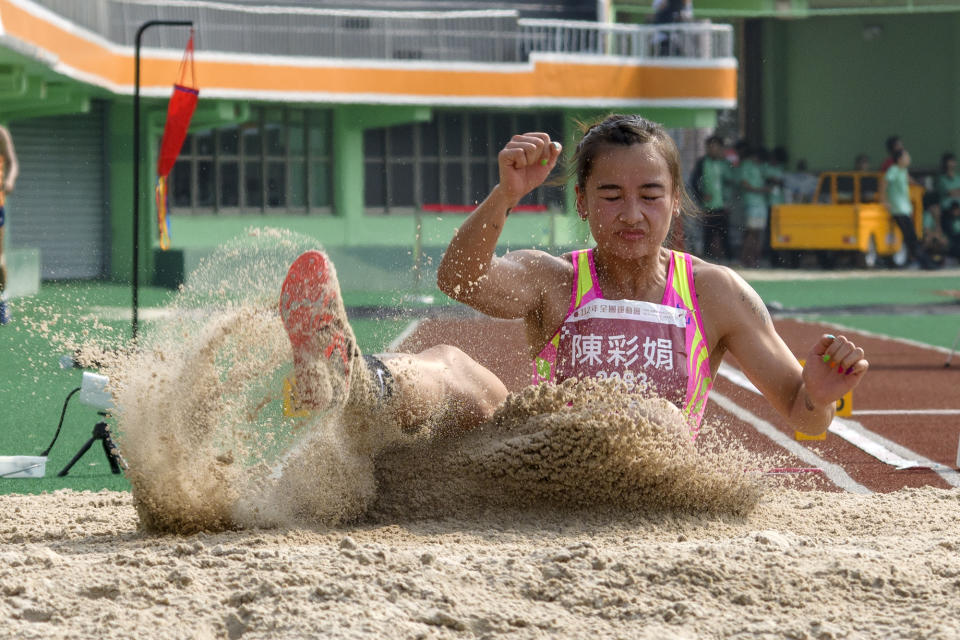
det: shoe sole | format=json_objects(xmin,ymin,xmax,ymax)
[{"xmin": 279, "ymin": 251, "xmax": 357, "ymax": 410}]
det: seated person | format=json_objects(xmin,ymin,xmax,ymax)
[{"xmin": 921, "ymin": 193, "xmax": 947, "ymax": 268}]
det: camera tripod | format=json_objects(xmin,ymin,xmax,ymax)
[{"xmin": 57, "ymin": 412, "xmax": 125, "ymax": 477}]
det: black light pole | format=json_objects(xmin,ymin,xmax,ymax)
[{"xmin": 132, "ymin": 20, "xmax": 193, "ymax": 340}]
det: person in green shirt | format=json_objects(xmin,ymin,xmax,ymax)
[
  {"xmin": 936, "ymin": 153, "xmax": 960, "ymax": 213},
  {"xmin": 738, "ymin": 146, "xmax": 769, "ymax": 268},
  {"xmin": 763, "ymin": 147, "xmax": 788, "ymax": 265},
  {"xmin": 766, "ymin": 147, "xmax": 787, "ymax": 208},
  {"xmin": 938, "ymin": 153, "xmax": 960, "ymax": 260},
  {"xmin": 920, "ymin": 193, "xmax": 947, "ymax": 268},
  {"xmin": 690, "ymin": 135, "xmax": 733, "ymax": 261},
  {"xmin": 881, "ymin": 149, "xmax": 930, "ymax": 268},
  {"xmin": 943, "ymin": 205, "xmax": 960, "ymax": 261}
]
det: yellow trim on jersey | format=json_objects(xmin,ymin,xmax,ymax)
[{"xmin": 574, "ymin": 250, "xmax": 594, "ymax": 308}]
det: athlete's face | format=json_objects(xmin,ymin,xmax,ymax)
[{"xmin": 576, "ymin": 142, "xmax": 677, "ymax": 260}]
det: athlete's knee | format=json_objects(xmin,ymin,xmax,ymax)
[
  {"xmin": 417, "ymin": 344, "xmax": 506, "ymax": 413},
  {"xmin": 418, "ymin": 343, "xmax": 472, "ymax": 369}
]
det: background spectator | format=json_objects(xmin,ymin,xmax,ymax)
[
  {"xmin": 854, "ymin": 153, "xmax": 871, "ymax": 171},
  {"xmin": 726, "ymin": 138, "xmax": 750, "ymax": 258},
  {"xmin": 938, "ymin": 153, "xmax": 960, "ymax": 262},
  {"xmin": 651, "ymin": 0, "xmax": 693, "ymax": 55},
  {"xmin": 0, "ymin": 124, "xmax": 19, "ymax": 326},
  {"xmin": 942, "ymin": 202, "xmax": 960, "ymax": 263},
  {"xmin": 738, "ymin": 145, "xmax": 770, "ymax": 267},
  {"xmin": 921, "ymin": 192, "xmax": 947, "ymax": 269},
  {"xmin": 936, "ymin": 152, "xmax": 960, "ymax": 215},
  {"xmin": 689, "ymin": 134, "xmax": 732, "ymax": 261},
  {"xmin": 879, "ymin": 135, "xmax": 903, "ymax": 172},
  {"xmin": 763, "ymin": 147, "xmax": 786, "ymax": 263},
  {"xmin": 767, "ymin": 147, "xmax": 787, "ymax": 205},
  {"xmin": 783, "ymin": 159, "xmax": 818, "ymax": 203},
  {"xmin": 881, "ymin": 149, "xmax": 931, "ymax": 269}
]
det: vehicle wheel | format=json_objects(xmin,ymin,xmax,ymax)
[
  {"xmin": 816, "ymin": 251, "xmax": 837, "ymax": 270},
  {"xmin": 889, "ymin": 241, "xmax": 909, "ymax": 268},
  {"xmin": 774, "ymin": 251, "xmax": 800, "ymax": 268},
  {"xmin": 857, "ymin": 236, "xmax": 878, "ymax": 269}
]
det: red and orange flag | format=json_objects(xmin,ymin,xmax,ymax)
[{"xmin": 156, "ymin": 30, "xmax": 198, "ymax": 250}]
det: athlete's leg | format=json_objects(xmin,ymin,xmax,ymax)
[
  {"xmin": 372, "ymin": 346, "xmax": 509, "ymax": 433},
  {"xmin": 0, "ymin": 226, "xmax": 6, "ymax": 294},
  {"xmin": 280, "ymin": 251, "xmax": 509, "ymax": 432},
  {"xmin": 280, "ymin": 250, "xmax": 361, "ymax": 412},
  {"xmin": 0, "ymin": 226, "xmax": 8, "ymax": 326}
]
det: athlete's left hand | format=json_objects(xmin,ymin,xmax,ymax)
[{"xmin": 802, "ymin": 334, "xmax": 868, "ymax": 408}]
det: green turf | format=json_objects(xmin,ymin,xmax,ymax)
[
  {"xmin": 745, "ymin": 272, "xmax": 960, "ymax": 350},
  {"xmin": 803, "ymin": 313, "xmax": 960, "ymax": 350},
  {"xmin": 0, "ymin": 283, "xmax": 173, "ymax": 494},
  {"xmin": 748, "ymin": 273, "xmax": 959, "ymax": 309}
]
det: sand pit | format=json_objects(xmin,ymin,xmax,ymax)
[{"xmin": 1, "ymin": 487, "xmax": 959, "ymax": 639}]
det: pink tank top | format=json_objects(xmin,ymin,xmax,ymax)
[{"xmin": 533, "ymin": 249, "xmax": 713, "ymax": 436}]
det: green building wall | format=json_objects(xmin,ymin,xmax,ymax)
[{"xmin": 760, "ymin": 12, "xmax": 960, "ymax": 173}]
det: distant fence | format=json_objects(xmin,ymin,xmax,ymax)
[{"xmin": 28, "ymin": 0, "xmax": 734, "ymax": 62}]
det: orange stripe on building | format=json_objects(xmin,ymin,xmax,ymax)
[
  {"xmin": 0, "ymin": 0, "xmax": 130, "ymax": 85},
  {"xmin": 0, "ymin": 0, "xmax": 735, "ymax": 102},
  {"xmin": 192, "ymin": 62, "xmax": 735, "ymax": 101}
]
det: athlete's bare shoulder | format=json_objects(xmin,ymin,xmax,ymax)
[
  {"xmin": 501, "ymin": 247, "xmax": 571, "ymax": 270},
  {"xmin": 498, "ymin": 248, "xmax": 573, "ymax": 290},
  {"xmin": 690, "ymin": 257, "xmax": 772, "ymax": 352},
  {"xmin": 498, "ymin": 249, "xmax": 574, "ymax": 348}
]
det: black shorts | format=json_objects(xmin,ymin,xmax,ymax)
[
  {"xmin": 363, "ymin": 354, "xmax": 394, "ymax": 401},
  {"xmin": 0, "ymin": 206, "xmax": 5, "ymax": 228}
]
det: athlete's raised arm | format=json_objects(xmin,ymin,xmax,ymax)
[{"xmin": 437, "ymin": 133, "xmax": 564, "ymax": 320}]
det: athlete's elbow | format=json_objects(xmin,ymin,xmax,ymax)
[
  {"xmin": 437, "ymin": 263, "xmax": 470, "ymax": 302},
  {"xmin": 438, "ymin": 261, "xmax": 487, "ymax": 304}
]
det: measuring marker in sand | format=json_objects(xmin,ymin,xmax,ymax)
[{"xmin": 282, "ymin": 375, "xmax": 311, "ymax": 418}]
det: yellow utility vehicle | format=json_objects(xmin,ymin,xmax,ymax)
[{"xmin": 770, "ymin": 171, "xmax": 923, "ymax": 268}]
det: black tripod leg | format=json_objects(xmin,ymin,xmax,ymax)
[
  {"xmin": 57, "ymin": 437, "xmax": 96, "ymax": 477},
  {"xmin": 101, "ymin": 435, "xmax": 123, "ymax": 474}
]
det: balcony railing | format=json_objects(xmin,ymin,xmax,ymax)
[
  {"xmin": 26, "ymin": 0, "xmax": 734, "ymax": 63},
  {"xmin": 518, "ymin": 19, "xmax": 733, "ymax": 61}
]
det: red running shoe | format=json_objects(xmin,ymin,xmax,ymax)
[{"xmin": 280, "ymin": 251, "xmax": 359, "ymax": 412}]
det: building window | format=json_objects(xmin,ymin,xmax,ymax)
[
  {"xmin": 363, "ymin": 110, "xmax": 565, "ymax": 213},
  {"xmin": 170, "ymin": 106, "xmax": 333, "ymax": 214}
]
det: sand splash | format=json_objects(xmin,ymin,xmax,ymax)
[{"xmin": 83, "ymin": 228, "xmax": 772, "ymax": 534}]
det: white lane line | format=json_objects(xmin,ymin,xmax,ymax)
[
  {"xmin": 853, "ymin": 409, "xmax": 960, "ymax": 416},
  {"xmin": 718, "ymin": 363, "xmax": 960, "ymax": 483},
  {"xmin": 710, "ymin": 391, "xmax": 871, "ymax": 494},
  {"xmin": 831, "ymin": 417, "xmax": 958, "ymax": 482},
  {"xmin": 386, "ymin": 319, "xmax": 421, "ymax": 352}
]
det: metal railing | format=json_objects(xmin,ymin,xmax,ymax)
[
  {"xmin": 518, "ymin": 18, "xmax": 733, "ymax": 60},
  {"xmin": 27, "ymin": 0, "xmax": 734, "ymax": 63}
]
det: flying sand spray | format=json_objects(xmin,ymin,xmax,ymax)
[{"xmin": 73, "ymin": 228, "xmax": 780, "ymax": 533}]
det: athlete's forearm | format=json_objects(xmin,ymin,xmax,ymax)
[
  {"xmin": 788, "ymin": 383, "xmax": 835, "ymax": 436},
  {"xmin": 437, "ymin": 184, "xmax": 515, "ymax": 298}
]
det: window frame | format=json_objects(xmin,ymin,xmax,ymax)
[
  {"xmin": 363, "ymin": 109, "xmax": 565, "ymax": 215},
  {"xmin": 168, "ymin": 106, "xmax": 333, "ymax": 215}
]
